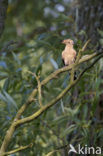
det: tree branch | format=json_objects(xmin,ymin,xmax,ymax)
[
  {"xmin": 13, "ymin": 53, "xmax": 103, "ymax": 127},
  {"xmin": 27, "ymin": 71, "xmax": 42, "ymax": 107},
  {"xmin": 2, "ymin": 143, "xmax": 33, "ymax": 156},
  {"xmin": 0, "ymin": 51, "xmax": 102, "ymax": 155},
  {"xmin": 70, "ymin": 39, "xmax": 90, "ymax": 82},
  {"xmin": 15, "ymin": 51, "xmax": 102, "ymax": 121},
  {"xmin": 45, "ymin": 144, "xmax": 68, "ymax": 156}
]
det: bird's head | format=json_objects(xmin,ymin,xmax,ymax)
[{"xmin": 62, "ymin": 39, "xmax": 74, "ymax": 46}]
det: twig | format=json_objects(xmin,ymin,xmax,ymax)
[
  {"xmin": 81, "ymin": 39, "xmax": 91, "ymax": 52},
  {"xmin": 45, "ymin": 149, "xmax": 59, "ymax": 156},
  {"xmin": 2, "ymin": 143, "xmax": 33, "ymax": 156},
  {"xmin": 76, "ymin": 39, "xmax": 91, "ymax": 64},
  {"xmin": 27, "ymin": 71, "xmax": 42, "ymax": 107},
  {"xmin": 45, "ymin": 144, "xmax": 68, "ymax": 156},
  {"xmin": 70, "ymin": 39, "xmax": 90, "ymax": 82},
  {"xmin": 76, "ymin": 54, "xmax": 103, "ymax": 80}
]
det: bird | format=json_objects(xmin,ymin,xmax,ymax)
[
  {"xmin": 62, "ymin": 39, "xmax": 77, "ymax": 79},
  {"xmin": 62, "ymin": 39, "xmax": 77, "ymax": 66}
]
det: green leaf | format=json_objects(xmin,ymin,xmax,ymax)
[
  {"xmin": 12, "ymin": 52, "xmax": 21, "ymax": 65},
  {"xmin": 3, "ymin": 91, "xmax": 18, "ymax": 110},
  {"xmin": 52, "ymin": 115, "xmax": 68, "ymax": 125},
  {"xmin": 99, "ymin": 39, "xmax": 103, "ymax": 45},
  {"xmin": 0, "ymin": 93, "xmax": 7, "ymax": 103},
  {"xmin": 97, "ymin": 29, "xmax": 103, "ymax": 37},
  {"xmin": 3, "ymin": 78, "xmax": 10, "ymax": 91},
  {"xmin": 36, "ymin": 64, "xmax": 42, "ymax": 75},
  {"xmin": 60, "ymin": 125, "xmax": 76, "ymax": 137},
  {"xmin": 50, "ymin": 58, "xmax": 58, "ymax": 69}
]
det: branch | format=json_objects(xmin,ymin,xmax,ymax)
[
  {"xmin": 15, "ymin": 51, "xmax": 102, "ymax": 121},
  {"xmin": 81, "ymin": 39, "xmax": 91, "ymax": 52},
  {"xmin": 70, "ymin": 39, "xmax": 90, "ymax": 82},
  {"xmin": 0, "ymin": 51, "xmax": 102, "ymax": 155},
  {"xmin": 14, "ymin": 53, "xmax": 103, "ymax": 126},
  {"xmin": 77, "ymin": 53, "xmax": 103, "ymax": 79},
  {"xmin": 27, "ymin": 71, "xmax": 42, "ymax": 107},
  {"xmin": 45, "ymin": 150, "xmax": 59, "ymax": 156},
  {"xmin": 2, "ymin": 143, "xmax": 33, "ymax": 156},
  {"xmin": 45, "ymin": 144, "xmax": 68, "ymax": 156}
]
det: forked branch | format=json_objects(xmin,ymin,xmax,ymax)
[{"xmin": 0, "ymin": 49, "xmax": 103, "ymax": 155}]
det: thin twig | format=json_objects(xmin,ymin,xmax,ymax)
[
  {"xmin": 76, "ymin": 54, "xmax": 103, "ymax": 80},
  {"xmin": 45, "ymin": 144, "xmax": 68, "ymax": 156},
  {"xmin": 2, "ymin": 143, "xmax": 33, "ymax": 156},
  {"xmin": 45, "ymin": 149, "xmax": 59, "ymax": 156},
  {"xmin": 27, "ymin": 71, "xmax": 42, "ymax": 107},
  {"xmin": 70, "ymin": 39, "xmax": 91, "ymax": 82},
  {"xmin": 81, "ymin": 39, "xmax": 91, "ymax": 52}
]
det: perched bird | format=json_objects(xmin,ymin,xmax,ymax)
[
  {"xmin": 62, "ymin": 39, "xmax": 77, "ymax": 80},
  {"xmin": 62, "ymin": 39, "xmax": 77, "ymax": 66}
]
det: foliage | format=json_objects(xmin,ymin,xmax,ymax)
[{"xmin": 0, "ymin": 0, "xmax": 103, "ymax": 155}]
